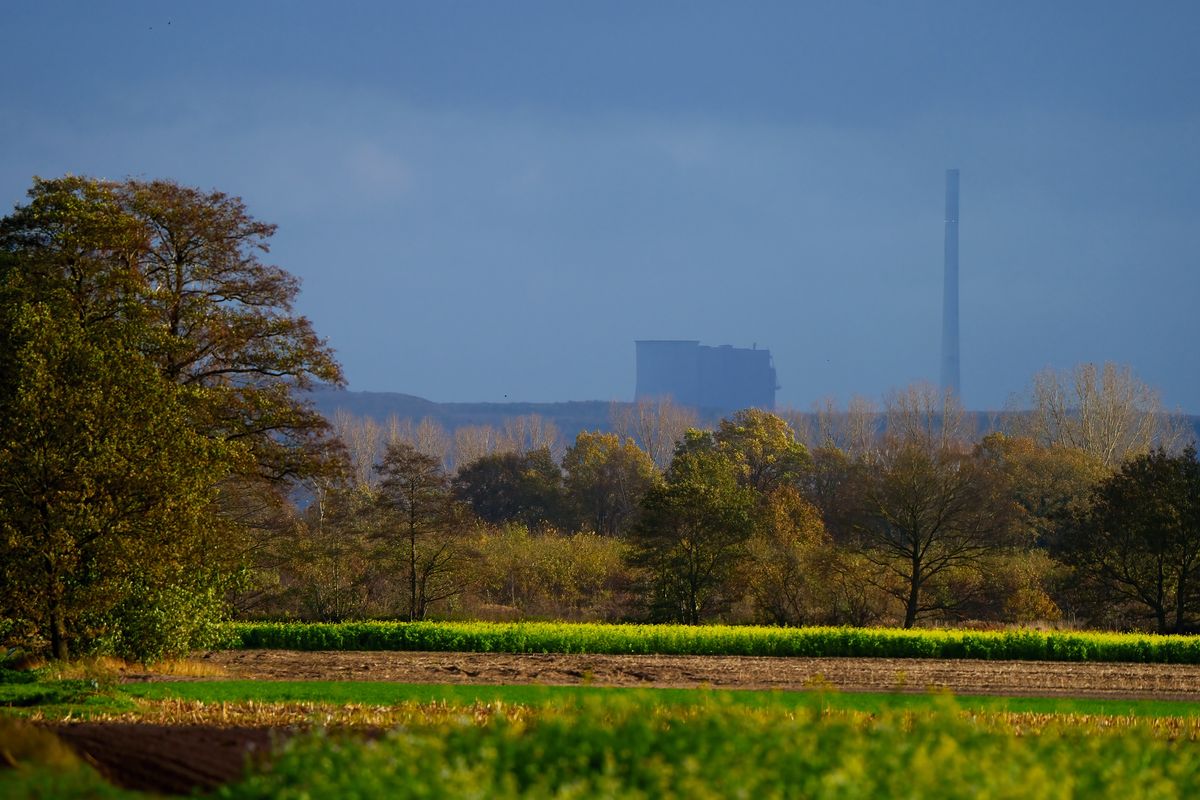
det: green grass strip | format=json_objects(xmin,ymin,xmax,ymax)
[
  {"xmin": 124, "ymin": 680, "xmax": 1200, "ymax": 719},
  {"xmin": 0, "ymin": 679, "xmax": 138, "ymax": 718},
  {"xmin": 227, "ymin": 620, "xmax": 1200, "ymax": 663}
]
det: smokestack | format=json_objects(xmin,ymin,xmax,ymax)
[{"xmin": 940, "ymin": 168, "xmax": 960, "ymax": 400}]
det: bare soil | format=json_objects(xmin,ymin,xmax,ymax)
[
  {"xmin": 44, "ymin": 723, "xmax": 285, "ymax": 795},
  {"xmin": 132, "ymin": 649, "xmax": 1200, "ymax": 701}
]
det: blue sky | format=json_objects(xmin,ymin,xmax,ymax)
[{"xmin": 3, "ymin": 1, "xmax": 1198, "ymax": 411}]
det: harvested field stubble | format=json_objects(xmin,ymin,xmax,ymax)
[
  {"xmin": 29, "ymin": 697, "xmax": 527, "ymax": 729},
  {"xmin": 29, "ymin": 695, "xmax": 1200, "ymax": 740}
]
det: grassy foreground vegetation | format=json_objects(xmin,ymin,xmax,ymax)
[
  {"xmin": 8, "ymin": 667, "xmax": 1200, "ymax": 798},
  {"xmin": 9, "ymin": 696, "xmax": 1200, "ymax": 799},
  {"xmin": 232, "ymin": 619, "xmax": 1200, "ymax": 663},
  {"xmin": 212, "ymin": 701, "xmax": 1200, "ymax": 800}
]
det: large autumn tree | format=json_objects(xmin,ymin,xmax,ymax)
[
  {"xmin": 1, "ymin": 176, "xmax": 343, "ymax": 482},
  {"xmin": 0, "ymin": 289, "xmax": 238, "ymax": 660},
  {"xmin": 853, "ymin": 442, "xmax": 1017, "ymax": 628},
  {"xmin": 0, "ymin": 175, "xmax": 341, "ymax": 658},
  {"xmin": 712, "ymin": 409, "xmax": 811, "ymax": 494}
]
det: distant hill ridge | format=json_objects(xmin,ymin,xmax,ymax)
[{"xmin": 307, "ymin": 387, "xmax": 618, "ymax": 436}]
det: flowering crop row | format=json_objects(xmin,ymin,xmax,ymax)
[{"xmin": 227, "ymin": 620, "xmax": 1200, "ymax": 663}]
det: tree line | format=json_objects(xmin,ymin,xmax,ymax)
[
  {"xmin": 257, "ymin": 374, "xmax": 1196, "ymax": 636},
  {"xmin": 1, "ymin": 175, "xmax": 1196, "ymax": 663}
]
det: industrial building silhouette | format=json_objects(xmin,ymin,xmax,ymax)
[{"xmin": 635, "ymin": 340, "xmax": 777, "ymax": 412}]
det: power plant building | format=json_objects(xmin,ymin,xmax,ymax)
[{"xmin": 635, "ymin": 340, "xmax": 777, "ymax": 412}]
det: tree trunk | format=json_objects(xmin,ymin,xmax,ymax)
[
  {"xmin": 903, "ymin": 559, "xmax": 921, "ymax": 629},
  {"xmin": 409, "ymin": 530, "xmax": 417, "ymax": 623},
  {"xmin": 415, "ymin": 570, "xmax": 427, "ymax": 621},
  {"xmin": 49, "ymin": 601, "xmax": 69, "ymax": 661},
  {"xmin": 1174, "ymin": 570, "xmax": 1189, "ymax": 635},
  {"xmin": 687, "ymin": 571, "xmax": 700, "ymax": 625}
]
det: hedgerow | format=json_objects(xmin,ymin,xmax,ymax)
[{"xmin": 226, "ymin": 621, "xmax": 1200, "ymax": 663}]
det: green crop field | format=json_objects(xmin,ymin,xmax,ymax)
[{"xmin": 229, "ymin": 620, "xmax": 1200, "ymax": 664}]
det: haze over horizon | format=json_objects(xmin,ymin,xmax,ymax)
[{"xmin": 3, "ymin": 2, "xmax": 1198, "ymax": 412}]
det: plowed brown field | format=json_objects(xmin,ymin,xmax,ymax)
[
  {"xmin": 45, "ymin": 723, "xmax": 283, "ymax": 795},
  {"xmin": 133, "ymin": 649, "xmax": 1200, "ymax": 701}
]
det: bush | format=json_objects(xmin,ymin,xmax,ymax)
[
  {"xmin": 464, "ymin": 525, "xmax": 632, "ymax": 620},
  {"xmin": 95, "ymin": 571, "xmax": 239, "ymax": 664}
]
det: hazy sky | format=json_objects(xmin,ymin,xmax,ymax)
[{"xmin": 3, "ymin": 2, "xmax": 1198, "ymax": 411}]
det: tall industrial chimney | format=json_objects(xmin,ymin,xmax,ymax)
[{"xmin": 940, "ymin": 168, "xmax": 960, "ymax": 400}]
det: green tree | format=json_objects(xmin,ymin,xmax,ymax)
[
  {"xmin": 562, "ymin": 431, "xmax": 659, "ymax": 536},
  {"xmin": 743, "ymin": 486, "xmax": 830, "ymax": 625},
  {"xmin": 0, "ymin": 176, "xmax": 146, "ymax": 328},
  {"xmin": 976, "ymin": 433, "xmax": 1106, "ymax": 546},
  {"xmin": 627, "ymin": 447, "xmax": 756, "ymax": 623},
  {"xmin": 712, "ymin": 409, "xmax": 811, "ymax": 494},
  {"xmin": 0, "ymin": 303, "xmax": 237, "ymax": 660},
  {"xmin": 452, "ymin": 448, "xmax": 569, "ymax": 530},
  {"xmin": 376, "ymin": 442, "xmax": 470, "ymax": 620},
  {"xmin": 853, "ymin": 443, "xmax": 1017, "ymax": 628},
  {"xmin": 1056, "ymin": 447, "xmax": 1200, "ymax": 634}
]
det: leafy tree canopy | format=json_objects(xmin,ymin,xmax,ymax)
[
  {"xmin": 562, "ymin": 431, "xmax": 659, "ymax": 536},
  {"xmin": 1056, "ymin": 447, "xmax": 1200, "ymax": 634},
  {"xmin": 0, "ymin": 175, "xmax": 342, "ymax": 660},
  {"xmin": 0, "ymin": 175, "xmax": 344, "ymax": 482},
  {"xmin": 0, "ymin": 301, "xmax": 241, "ymax": 660},
  {"xmin": 712, "ymin": 409, "xmax": 811, "ymax": 494},
  {"xmin": 452, "ymin": 448, "xmax": 570, "ymax": 531},
  {"xmin": 628, "ymin": 446, "xmax": 756, "ymax": 624}
]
